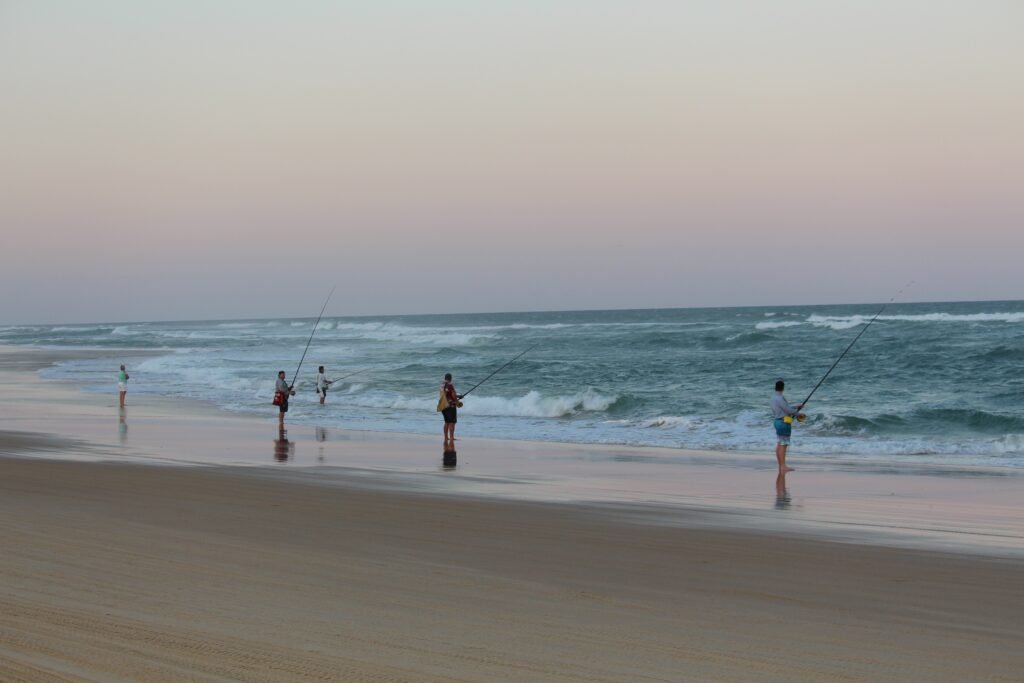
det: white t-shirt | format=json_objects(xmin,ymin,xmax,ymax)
[{"xmin": 316, "ymin": 373, "xmax": 328, "ymax": 391}]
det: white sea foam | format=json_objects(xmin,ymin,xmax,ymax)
[
  {"xmin": 881, "ymin": 312, "xmax": 1024, "ymax": 323},
  {"xmin": 992, "ymin": 434, "xmax": 1024, "ymax": 454},
  {"xmin": 755, "ymin": 321, "xmax": 802, "ymax": 330},
  {"xmin": 464, "ymin": 389, "xmax": 618, "ymax": 418},
  {"xmin": 638, "ymin": 416, "xmax": 696, "ymax": 429},
  {"xmin": 50, "ymin": 326, "xmax": 112, "ymax": 332},
  {"xmin": 348, "ymin": 388, "xmax": 618, "ymax": 418},
  {"xmin": 808, "ymin": 311, "xmax": 1024, "ymax": 330},
  {"xmin": 326, "ymin": 322, "xmax": 496, "ymax": 346},
  {"xmin": 216, "ymin": 322, "xmax": 260, "ymax": 329},
  {"xmin": 806, "ymin": 315, "xmax": 865, "ymax": 330}
]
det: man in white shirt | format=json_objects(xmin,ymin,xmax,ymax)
[{"xmin": 316, "ymin": 366, "xmax": 331, "ymax": 405}]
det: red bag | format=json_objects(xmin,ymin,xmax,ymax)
[{"xmin": 272, "ymin": 391, "xmax": 284, "ymax": 406}]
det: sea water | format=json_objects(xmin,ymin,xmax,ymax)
[{"xmin": 4, "ymin": 300, "xmax": 1022, "ymax": 469}]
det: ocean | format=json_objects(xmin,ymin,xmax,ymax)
[{"xmin": 4, "ymin": 300, "xmax": 1022, "ymax": 469}]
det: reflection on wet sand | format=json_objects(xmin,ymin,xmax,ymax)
[
  {"xmin": 775, "ymin": 471, "xmax": 791, "ymax": 510},
  {"xmin": 274, "ymin": 429, "xmax": 295, "ymax": 462},
  {"xmin": 442, "ymin": 446, "xmax": 457, "ymax": 470},
  {"xmin": 118, "ymin": 407, "xmax": 128, "ymax": 444},
  {"xmin": 316, "ymin": 426, "xmax": 327, "ymax": 463}
]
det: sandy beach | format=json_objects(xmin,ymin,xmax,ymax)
[
  {"xmin": 2, "ymin": 347, "xmax": 1023, "ymax": 682},
  {"xmin": 7, "ymin": 0, "xmax": 1022, "ymax": 677}
]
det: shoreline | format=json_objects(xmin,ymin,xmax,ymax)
[
  {"xmin": 2, "ymin": 346, "xmax": 1023, "ymax": 680},
  {"xmin": 2, "ymin": 348, "xmax": 1024, "ymax": 561},
  {"xmin": 8, "ymin": 341, "xmax": 1022, "ymax": 476},
  {"xmin": 2, "ymin": 344, "xmax": 1023, "ymax": 557}
]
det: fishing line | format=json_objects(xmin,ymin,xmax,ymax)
[
  {"xmin": 798, "ymin": 282, "xmax": 913, "ymax": 413},
  {"xmin": 328, "ymin": 368, "xmax": 369, "ymax": 384},
  {"xmin": 289, "ymin": 287, "xmax": 335, "ymax": 388},
  {"xmin": 460, "ymin": 345, "xmax": 538, "ymax": 398}
]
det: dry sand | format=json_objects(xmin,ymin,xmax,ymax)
[
  {"xmin": 2, "ymin": 457, "xmax": 1022, "ymax": 682},
  {"xmin": 1, "ymin": 345, "xmax": 1022, "ymax": 681}
]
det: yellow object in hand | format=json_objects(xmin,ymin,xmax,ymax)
[{"xmin": 783, "ymin": 416, "xmax": 793, "ymax": 424}]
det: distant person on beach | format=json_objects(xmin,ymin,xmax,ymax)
[
  {"xmin": 117, "ymin": 364, "xmax": 129, "ymax": 407},
  {"xmin": 438, "ymin": 373, "xmax": 462, "ymax": 444},
  {"xmin": 275, "ymin": 371, "xmax": 295, "ymax": 428},
  {"xmin": 316, "ymin": 366, "xmax": 330, "ymax": 405},
  {"xmin": 771, "ymin": 379, "xmax": 804, "ymax": 473}
]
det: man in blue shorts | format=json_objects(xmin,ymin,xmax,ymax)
[{"xmin": 771, "ymin": 379, "xmax": 804, "ymax": 473}]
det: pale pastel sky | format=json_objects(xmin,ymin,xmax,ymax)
[{"xmin": 2, "ymin": 1, "xmax": 1021, "ymax": 323}]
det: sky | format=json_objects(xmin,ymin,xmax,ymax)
[{"xmin": 2, "ymin": 1, "xmax": 1021, "ymax": 324}]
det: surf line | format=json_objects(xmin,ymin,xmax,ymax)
[
  {"xmin": 459, "ymin": 345, "xmax": 538, "ymax": 404},
  {"xmin": 797, "ymin": 282, "xmax": 913, "ymax": 417},
  {"xmin": 288, "ymin": 287, "xmax": 335, "ymax": 389}
]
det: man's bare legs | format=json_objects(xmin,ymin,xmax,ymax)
[{"xmin": 775, "ymin": 442, "xmax": 794, "ymax": 472}]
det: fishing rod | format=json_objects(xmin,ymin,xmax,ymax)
[
  {"xmin": 460, "ymin": 345, "xmax": 538, "ymax": 398},
  {"xmin": 327, "ymin": 368, "xmax": 369, "ymax": 384},
  {"xmin": 798, "ymin": 283, "xmax": 912, "ymax": 413},
  {"xmin": 289, "ymin": 287, "xmax": 335, "ymax": 388}
]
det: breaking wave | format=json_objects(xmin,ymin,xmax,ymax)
[
  {"xmin": 755, "ymin": 321, "xmax": 802, "ymax": 330},
  {"xmin": 808, "ymin": 311, "xmax": 1024, "ymax": 331},
  {"xmin": 350, "ymin": 388, "xmax": 619, "ymax": 419}
]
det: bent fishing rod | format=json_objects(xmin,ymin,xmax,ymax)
[
  {"xmin": 289, "ymin": 287, "xmax": 335, "ymax": 388},
  {"xmin": 460, "ymin": 345, "xmax": 538, "ymax": 398},
  {"xmin": 798, "ymin": 282, "xmax": 912, "ymax": 412}
]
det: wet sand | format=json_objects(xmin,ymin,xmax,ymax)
[
  {"xmin": 1, "ymin": 345, "xmax": 1023, "ymax": 681},
  {"xmin": 1, "ymin": 457, "xmax": 1021, "ymax": 682}
]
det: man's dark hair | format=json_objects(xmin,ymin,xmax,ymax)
[
  {"xmin": 775, "ymin": 380, "xmax": 785, "ymax": 391},
  {"xmin": 318, "ymin": 366, "xmax": 325, "ymax": 372},
  {"xmin": 444, "ymin": 373, "xmax": 452, "ymax": 381}
]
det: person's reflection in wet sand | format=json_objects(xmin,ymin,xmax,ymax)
[
  {"xmin": 118, "ymin": 407, "xmax": 128, "ymax": 444},
  {"xmin": 315, "ymin": 426, "xmax": 327, "ymax": 463},
  {"xmin": 775, "ymin": 471, "xmax": 791, "ymax": 510},
  {"xmin": 442, "ymin": 446, "xmax": 457, "ymax": 470},
  {"xmin": 274, "ymin": 428, "xmax": 295, "ymax": 462}
]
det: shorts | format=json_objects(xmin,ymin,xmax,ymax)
[
  {"xmin": 317, "ymin": 386, "xmax": 327, "ymax": 397},
  {"xmin": 118, "ymin": 383, "xmax": 127, "ymax": 392},
  {"xmin": 279, "ymin": 399, "xmax": 289, "ymax": 414},
  {"xmin": 774, "ymin": 418, "xmax": 791, "ymax": 446},
  {"xmin": 442, "ymin": 407, "xmax": 458, "ymax": 424}
]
